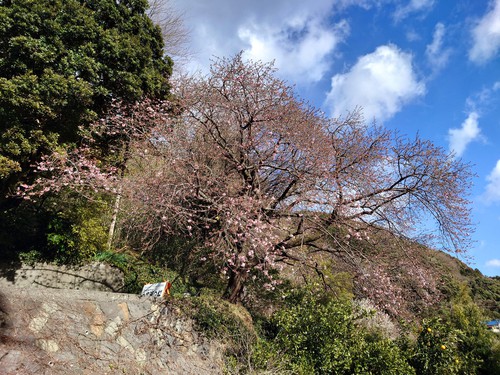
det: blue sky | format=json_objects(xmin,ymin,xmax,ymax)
[{"xmin": 169, "ymin": 0, "xmax": 500, "ymax": 276}]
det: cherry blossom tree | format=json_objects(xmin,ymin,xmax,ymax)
[
  {"xmin": 24, "ymin": 54, "xmax": 474, "ymax": 304},
  {"xmin": 119, "ymin": 54, "xmax": 474, "ymax": 302}
]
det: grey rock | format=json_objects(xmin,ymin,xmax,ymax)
[{"xmin": 0, "ymin": 267, "xmax": 224, "ymax": 375}]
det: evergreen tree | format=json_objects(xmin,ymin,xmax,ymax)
[{"xmin": 0, "ymin": 0, "xmax": 172, "ymax": 202}]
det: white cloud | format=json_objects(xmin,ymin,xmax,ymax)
[
  {"xmin": 486, "ymin": 259, "xmax": 500, "ymax": 267},
  {"xmin": 465, "ymin": 81, "xmax": 500, "ymax": 113},
  {"xmin": 336, "ymin": 0, "xmax": 384, "ymax": 8},
  {"xmin": 394, "ymin": 0, "xmax": 435, "ymax": 22},
  {"xmin": 169, "ymin": 0, "xmax": 357, "ymax": 83},
  {"xmin": 325, "ymin": 44, "xmax": 425, "ymax": 122},
  {"xmin": 169, "ymin": 0, "xmax": 391, "ymax": 82},
  {"xmin": 483, "ymin": 160, "xmax": 500, "ymax": 204},
  {"xmin": 448, "ymin": 112, "xmax": 481, "ymax": 157},
  {"xmin": 469, "ymin": 0, "xmax": 500, "ymax": 64},
  {"xmin": 425, "ymin": 23, "xmax": 451, "ymax": 71},
  {"xmin": 240, "ymin": 19, "xmax": 349, "ymax": 83}
]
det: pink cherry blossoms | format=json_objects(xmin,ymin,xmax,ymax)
[{"xmin": 22, "ymin": 54, "xmax": 475, "ymax": 305}]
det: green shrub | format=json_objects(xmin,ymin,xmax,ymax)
[
  {"xmin": 410, "ymin": 318, "xmax": 462, "ymax": 375},
  {"xmin": 410, "ymin": 285, "xmax": 500, "ymax": 375},
  {"xmin": 18, "ymin": 249, "xmax": 45, "ymax": 266},
  {"xmin": 45, "ymin": 214, "xmax": 79, "ymax": 264},
  {"xmin": 93, "ymin": 251, "xmax": 130, "ymax": 269},
  {"xmin": 255, "ymin": 292, "xmax": 414, "ymax": 374},
  {"xmin": 43, "ymin": 196, "xmax": 109, "ymax": 264},
  {"xmin": 94, "ymin": 250, "xmax": 185, "ymax": 295},
  {"xmin": 191, "ymin": 292, "xmax": 255, "ymax": 340},
  {"xmin": 187, "ymin": 292, "xmax": 257, "ymax": 373}
]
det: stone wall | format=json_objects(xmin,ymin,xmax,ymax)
[
  {"xmin": 0, "ymin": 262, "xmax": 125, "ymax": 292},
  {"xmin": 0, "ymin": 287, "xmax": 224, "ymax": 374},
  {"xmin": 0, "ymin": 262, "xmax": 224, "ymax": 374}
]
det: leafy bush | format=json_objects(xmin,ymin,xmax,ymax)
[
  {"xmin": 93, "ymin": 251, "xmax": 130, "ymax": 269},
  {"xmin": 43, "ymin": 196, "xmax": 109, "ymax": 264},
  {"xmin": 254, "ymin": 291, "xmax": 414, "ymax": 374},
  {"xmin": 410, "ymin": 285, "xmax": 500, "ymax": 375},
  {"xmin": 45, "ymin": 214, "xmax": 78, "ymax": 263},
  {"xmin": 410, "ymin": 318, "xmax": 462, "ymax": 375},
  {"xmin": 188, "ymin": 292, "xmax": 257, "ymax": 373},
  {"xmin": 93, "ymin": 249, "xmax": 188, "ymax": 295}
]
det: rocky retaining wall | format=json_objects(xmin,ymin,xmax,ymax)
[
  {"xmin": 0, "ymin": 262, "xmax": 125, "ymax": 292},
  {"xmin": 0, "ymin": 262, "xmax": 224, "ymax": 374},
  {"xmin": 0, "ymin": 287, "xmax": 223, "ymax": 374}
]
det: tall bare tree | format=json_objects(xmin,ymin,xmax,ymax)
[{"xmin": 147, "ymin": 0, "xmax": 191, "ymax": 67}]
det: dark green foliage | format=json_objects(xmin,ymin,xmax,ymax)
[
  {"xmin": 119, "ymin": 258, "xmax": 180, "ymax": 294},
  {"xmin": 93, "ymin": 250, "xmax": 130, "ymax": 270},
  {"xmin": 410, "ymin": 285, "xmax": 500, "ymax": 375},
  {"xmin": 192, "ymin": 296, "xmax": 247, "ymax": 339},
  {"xmin": 255, "ymin": 291, "xmax": 415, "ymax": 375},
  {"xmin": 93, "ymin": 248, "xmax": 193, "ymax": 295},
  {"xmin": 0, "ymin": 200, "xmax": 47, "ymax": 258},
  {"xmin": 188, "ymin": 292, "xmax": 257, "ymax": 373},
  {"xmin": 10, "ymin": 194, "xmax": 110, "ymax": 264},
  {"xmin": 245, "ymin": 286, "xmax": 500, "ymax": 375},
  {"xmin": 43, "ymin": 204, "xmax": 108, "ymax": 264},
  {"xmin": 119, "ymin": 230, "xmax": 227, "ymax": 293},
  {"xmin": 461, "ymin": 266, "xmax": 500, "ymax": 318},
  {"xmin": 411, "ymin": 318, "xmax": 463, "ymax": 375},
  {"xmin": 0, "ymin": 0, "xmax": 172, "ymax": 197}
]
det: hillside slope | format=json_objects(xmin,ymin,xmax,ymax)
[
  {"xmin": 278, "ymin": 228, "xmax": 500, "ymax": 321},
  {"xmin": 1, "ymin": 234, "xmax": 498, "ymax": 374}
]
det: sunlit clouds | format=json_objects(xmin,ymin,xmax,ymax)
[
  {"xmin": 469, "ymin": 0, "xmax": 500, "ymax": 64},
  {"xmin": 240, "ymin": 19, "xmax": 349, "ymax": 83},
  {"xmin": 325, "ymin": 44, "xmax": 425, "ymax": 122},
  {"xmin": 482, "ymin": 160, "xmax": 500, "ymax": 204},
  {"xmin": 171, "ymin": 0, "xmax": 343, "ymax": 83},
  {"xmin": 448, "ymin": 112, "xmax": 481, "ymax": 157}
]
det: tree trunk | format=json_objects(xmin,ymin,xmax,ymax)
[
  {"xmin": 106, "ymin": 185, "xmax": 122, "ymax": 252},
  {"xmin": 107, "ymin": 141, "xmax": 128, "ymax": 252},
  {"xmin": 223, "ymin": 269, "xmax": 248, "ymax": 304}
]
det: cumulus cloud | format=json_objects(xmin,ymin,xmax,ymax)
[
  {"xmin": 169, "ymin": 0, "xmax": 358, "ymax": 83},
  {"xmin": 469, "ymin": 0, "xmax": 500, "ymax": 64},
  {"xmin": 325, "ymin": 44, "xmax": 425, "ymax": 122},
  {"xmin": 240, "ymin": 19, "xmax": 349, "ymax": 83},
  {"xmin": 482, "ymin": 160, "xmax": 500, "ymax": 204},
  {"xmin": 425, "ymin": 23, "xmax": 451, "ymax": 72},
  {"xmin": 394, "ymin": 0, "xmax": 435, "ymax": 22},
  {"xmin": 448, "ymin": 112, "xmax": 481, "ymax": 157},
  {"xmin": 486, "ymin": 259, "xmax": 500, "ymax": 267}
]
